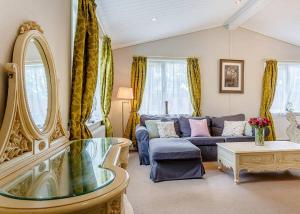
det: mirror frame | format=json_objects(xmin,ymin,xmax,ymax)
[
  {"xmin": 13, "ymin": 24, "xmax": 58, "ymax": 139},
  {"xmin": 0, "ymin": 22, "xmax": 68, "ymax": 174}
]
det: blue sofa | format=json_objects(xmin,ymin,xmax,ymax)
[
  {"xmin": 136, "ymin": 114, "xmax": 256, "ymax": 182},
  {"xmin": 136, "ymin": 114, "xmax": 255, "ymax": 165}
]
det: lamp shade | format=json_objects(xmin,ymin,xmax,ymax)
[{"xmin": 117, "ymin": 87, "xmax": 134, "ymax": 100}]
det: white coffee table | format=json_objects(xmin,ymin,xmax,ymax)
[{"xmin": 217, "ymin": 141, "xmax": 300, "ymax": 183}]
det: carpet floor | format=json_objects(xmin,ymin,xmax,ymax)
[{"xmin": 127, "ymin": 152, "xmax": 300, "ymax": 214}]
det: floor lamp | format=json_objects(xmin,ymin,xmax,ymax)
[{"xmin": 117, "ymin": 87, "xmax": 133, "ymax": 136}]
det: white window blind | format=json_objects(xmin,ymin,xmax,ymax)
[
  {"xmin": 271, "ymin": 62, "xmax": 300, "ymax": 114},
  {"xmin": 139, "ymin": 58, "xmax": 193, "ymax": 115}
]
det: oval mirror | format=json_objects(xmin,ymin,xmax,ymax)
[{"xmin": 24, "ymin": 39, "xmax": 51, "ymax": 132}]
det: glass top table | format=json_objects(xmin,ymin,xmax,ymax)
[{"xmin": 0, "ymin": 138, "xmax": 124, "ymax": 201}]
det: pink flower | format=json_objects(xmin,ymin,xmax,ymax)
[{"xmin": 248, "ymin": 117, "xmax": 270, "ymax": 128}]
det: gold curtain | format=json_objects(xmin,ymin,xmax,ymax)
[
  {"xmin": 260, "ymin": 60, "xmax": 278, "ymax": 141},
  {"xmin": 187, "ymin": 58, "xmax": 202, "ymax": 116},
  {"xmin": 124, "ymin": 57, "xmax": 147, "ymax": 145},
  {"xmin": 100, "ymin": 36, "xmax": 114, "ymax": 137},
  {"xmin": 70, "ymin": 0, "xmax": 99, "ymax": 140},
  {"xmin": 70, "ymin": 140, "xmax": 97, "ymax": 194}
]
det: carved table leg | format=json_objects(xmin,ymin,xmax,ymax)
[
  {"xmin": 218, "ymin": 159, "xmax": 223, "ymax": 171},
  {"xmin": 233, "ymin": 168, "xmax": 240, "ymax": 184}
]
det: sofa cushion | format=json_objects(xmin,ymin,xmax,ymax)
[
  {"xmin": 140, "ymin": 115, "xmax": 181, "ymax": 136},
  {"xmin": 189, "ymin": 119, "xmax": 211, "ymax": 137},
  {"xmin": 244, "ymin": 122, "xmax": 254, "ymax": 136},
  {"xmin": 179, "ymin": 116, "xmax": 211, "ymax": 137},
  {"xmin": 210, "ymin": 114, "xmax": 245, "ymax": 136},
  {"xmin": 222, "ymin": 121, "xmax": 246, "ymax": 136},
  {"xmin": 149, "ymin": 138, "xmax": 200, "ymax": 160},
  {"xmin": 157, "ymin": 121, "xmax": 179, "ymax": 138},
  {"xmin": 145, "ymin": 120, "xmax": 160, "ymax": 139},
  {"xmin": 184, "ymin": 136, "xmax": 225, "ymax": 146}
]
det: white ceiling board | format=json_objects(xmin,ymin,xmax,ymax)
[
  {"xmin": 225, "ymin": 0, "xmax": 273, "ymax": 30},
  {"xmin": 242, "ymin": 0, "xmax": 300, "ymax": 47},
  {"xmin": 97, "ymin": 0, "xmax": 249, "ymax": 49}
]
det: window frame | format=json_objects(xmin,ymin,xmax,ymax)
[
  {"xmin": 139, "ymin": 57, "xmax": 193, "ymax": 115},
  {"xmin": 271, "ymin": 61, "xmax": 300, "ymax": 116}
]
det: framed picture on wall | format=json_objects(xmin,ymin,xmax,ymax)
[{"xmin": 219, "ymin": 59, "xmax": 244, "ymax": 93}]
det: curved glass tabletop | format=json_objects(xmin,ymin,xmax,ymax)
[{"xmin": 0, "ymin": 138, "xmax": 123, "ymax": 201}]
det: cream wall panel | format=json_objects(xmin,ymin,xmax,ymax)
[
  {"xmin": 0, "ymin": 0, "xmax": 71, "ymax": 129},
  {"xmin": 111, "ymin": 27, "xmax": 300, "ymax": 139}
]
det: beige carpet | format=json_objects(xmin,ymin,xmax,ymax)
[{"xmin": 127, "ymin": 152, "xmax": 300, "ymax": 214}]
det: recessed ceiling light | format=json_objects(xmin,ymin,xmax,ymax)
[
  {"xmin": 151, "ymin": 17, "xmax": 157, "ymax": 22},
  {"xmin": 235, "ymin": 0, "xmax": 242, "ymax": 4}
]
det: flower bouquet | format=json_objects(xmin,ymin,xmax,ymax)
[{"xmin": 248, "ymin": 117, "xmax": 270, "ymax": 146}]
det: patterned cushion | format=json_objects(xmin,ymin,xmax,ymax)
[
  {"xmin": 140, "ymin": 115, "xmax": 181, "ymax": 136},
  {"xmin": 157, "ymin": 121, "xmax": 179, "ymax": 138},
  {"xmin": 222, "ymin": 121, "xmax": 246, "ymax": 137},
  {"xmin": 210, "ymin": 114, "xmax": 245, "ymax": 136},
  {"xmin": 145, "ymin": 120, "xmax": 160, "ymax": 139}
]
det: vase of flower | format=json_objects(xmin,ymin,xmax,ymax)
[
  {"xmin": 254, "ymin": 127, "xmax": 265, "ymax": 146},
  {"xmin": 248, "ymin": 117, "xmax": 270, "ymax": 146}
]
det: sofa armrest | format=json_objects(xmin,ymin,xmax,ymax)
[
  {"xmin": 136, "ymin": 125, "xmax": 149, "ymax": 141},
  {"xmin": 135, "ymin": 125, "xmax": 150, "ymax": 165}
]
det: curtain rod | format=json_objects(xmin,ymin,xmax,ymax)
[{"xmin": 264, "ymin": 58, "xmax": 300, "ymax": 63}]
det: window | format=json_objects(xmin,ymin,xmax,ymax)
[
  {"xmin": 139, "ymin": 59, "xmax": 193, "ymax": 115},
  {"xmin": 271, "ymin": 62, "xmax": 300, "ymax": 114},
  {"xmin": 88, "ymin": 69, "xmax": 103, "ymax": 123}
]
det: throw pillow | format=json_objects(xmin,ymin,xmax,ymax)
[
  {"xmin": 179, "ymin": 116, "xmax": 210, "ymax": 137},
  {"xmin": 244, "ymin": 122, "xmax": 253, "ymax": 136},
  {"xmin": 222, "ymin": 121, "xmax": 246, "ymax": 137},
  {"xmin": 189, "ymin": 119, "xmax": 211, "ymax": 137},
  {"xmin": 145, "ymin": 120, "xmax": 160, "ymax": 139},
  {"xmin": 157, "ymin": 121, "xmax": 179, "ymax": 138},
  {"xmin": 210, "ymin": 114, "xmax": 245, "ymax": 136}
]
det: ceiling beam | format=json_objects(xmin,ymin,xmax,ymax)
[{"xmin": 224, "ymin": 0, "xmax": 273, "ymax": 30}]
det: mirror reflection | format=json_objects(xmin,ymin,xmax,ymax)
[
  {"xmin": 24, "ymin": 39, "xmax": 51, "ymax": 131},
  {"xmin": 0, "ymin": 138, "xmax": 116, "ymax": 201}
]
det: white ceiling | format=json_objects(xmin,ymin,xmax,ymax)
[
  {"xmin": 97, "ymin": 0, "xmax": 300, "ymax": 49},
  {"xmin": 242, "ymin": 0, "xmax": 300, "ymax": 47},
  {"xmin": 97, "ymin": 0, "xmax": 249, "ymax": 49}
]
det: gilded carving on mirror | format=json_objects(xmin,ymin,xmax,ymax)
[{"xmin": 0, "ymin": 20, "xmax": 68, "ymax": 169}]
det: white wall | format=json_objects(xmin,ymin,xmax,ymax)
[
  {"xmin": 0, "ymin": 0, "xmax": 71, "ymax": 129},
  {"xmin": 111, "ymin": 27, "xmax": 300, "ymax": 139}
]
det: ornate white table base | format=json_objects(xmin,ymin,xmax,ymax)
[{"xmin": 217, "ymin": 141, "xmax": 300, "ymax": 183}]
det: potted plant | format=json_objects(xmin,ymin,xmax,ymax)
[{"xmin": 248, "ymin": 117, "xmax": 271, "ymax": 146}]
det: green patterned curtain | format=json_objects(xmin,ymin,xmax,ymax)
[
  {"xmin": 70, "ymin": 140, "xmax": 97, "ymax": 194},
  {"xmin": 260, "ymin": 60, "xmax": 278, "ymax": 141},
  {"xmin": 100, "ymin": 36, "xmax": 114, "ymax": 137},
  {"xmin": 70, "ymin": 0, "xmax": 99, "ymax": 140},
  {"xmin": 124, "ymin": 57, "xmax": 147, "ymax": 145},
  {"xmin": 187, "ymin": 58, "xmax": 201, "ymax": 116}
]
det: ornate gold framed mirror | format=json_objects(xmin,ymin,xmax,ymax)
[
  {"xmin": 14, "ymin": 22, "xmax": 57, "ymax": 138},
  {"xmin": 0, "ymin": 21, "xmax": 68, "ymax": 174}
]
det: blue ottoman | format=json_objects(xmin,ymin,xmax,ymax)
[{"xmin": 149, "ymin": 138, "xmax": 205, "ymax": 182}]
